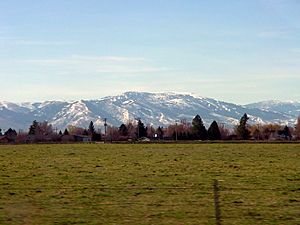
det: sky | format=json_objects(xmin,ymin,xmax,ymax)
[{"xmin": 0, "ymin": 0, "xmax": 299, "ymax": 104}]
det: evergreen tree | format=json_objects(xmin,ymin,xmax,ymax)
[
  {"xmin": 88, "ymin": 121, "xmax": 95, "ymax": 135},
  {"xmin": 28, "ymin": 120, "xmax": 38, "ymax": 135},
  {"xmin": 236, "ymin": 113, "xmax": 250, "ymax": 140},
  {"xmin": 137, "ymin": 119, "xmax": 147, "ymax": 139},
  {"xmin": 58, "ymin": 130, "xmax": 63, "ymax": 135},
  {"xmin": 156, "ymin": 126, "xmax": 164, "ymax": 139},
  {"xmin": 0, "ymin": 128, "xmax": 2, "ymax": 136},
  {"xmin": 82, "ymin": 129, "xmax": 89, "ymax": 136},
  {"xmin": 278, "ymin": 125, "xmax": 292, "ymax": 140},
  {"xmin": 283, "ymin": 126, "xmax": 291, "ymax": 140},
  {"xmin": 119, "ymin": 124, "xmax": 128, "ymax": 136},
  {"xmin": 192, "ymin": 115, "xmax": 207, "ymax": 140},
  {"xmin": 207, "ymin": 121, "xmax": 221, "ymax": 140},
  {"xmin": 63, "ymin": 129, "xmax": 69, "ymax": 135},
  {"xmin": 172, "ymin": 130, "xmax": 177, "ymax": 140},
  {"xmin": 92, "ymin": 132, "xmax": 102, "ymax": 141},
  {"xmin": 87, "ymin": 121, "xmax": 102, "ymax": 141}
]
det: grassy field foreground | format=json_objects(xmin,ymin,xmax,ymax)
[{"xmin": 0, "ymin": 143, "xmax": 299, "ymax": 225}]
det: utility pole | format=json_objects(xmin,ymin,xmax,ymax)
[
  {"xmin": 103, "ymin": 118, "xmax": 107, "ymax": 143},
  {"xmin": 174, "ymin": 120, "xmax": 180, "ymax": 142},
  {"xmin": 104, "ymin": 118, "xmax": 107, "ymax": 135}
]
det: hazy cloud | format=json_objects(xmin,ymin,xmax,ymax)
[
  {"xmin": 3, "ymin": 55, "xmax": 169, "ymax": 75},
  {"xmin": 70, "ymin": 55, "xmax": 148, "ymax": 62},
  {"xmin": 0, "ymin": 38, "xmax": 77, "ymax": 46},
  {"xmin": 14, "ymin": 40, "xmax": 77, "ymax": 46},
  {"xmin": 290, "ymin": 48, "xmax": 300, "ymax": 53},
  {"xmin": 23, "ymin": 55, "xmax": 148, "ymax": 65},
  {"xmin": 257, "ymin": 30, "xmax": 288, "ymax": 38}
]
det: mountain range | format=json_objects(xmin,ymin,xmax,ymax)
[{"xmin": 0, "ymin": 92, "xmax": 299, "ymax": 131}]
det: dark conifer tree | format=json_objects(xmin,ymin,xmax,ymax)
[
  {"xmin": 278, "ymin": 125, "xmax": 292, "ymax": 140},
  {"xmin": 92, "ymin": 132, "xmax": 102, "ymax": 141},
  {"xmin": 58, "ymin": 130, "xmax": 63, "ymax": 135},
  {"xmin": 63, "ymin": 129, "xmax": 69, "ymax": 135},
  {"xmin": 156, "ymin": 126, "xmax": 164, "ymax": 139},
  {"xmin": 236, "ymin": 113, "xmax": 250, "ymax": 140},
  {"xmin": 119, "ymin": 124, "xmax": 128, "ymax": 136},
  {"xmin": 88, "ymin": 121, "xmax": 102, "ymax": 141},
  {"xmin": 192, "ymin": 115, "xmax": 207, "ymax": 140},
  {"xmin": 172, "ymin": 131, "xmax": 177, "ymax": 140},
  {"xmin": 28, "ymin": 120, "xmax": 38, "ymax": 135},
  {"xmin": 207, "ymin": 121, "xmax": 221, "ymax": 140},
  {"xmin": 137, "ymin": 119, "xmax": 147, "ymax": 139},
  {"xmin": 0, "ymin": 128, "xmax": 2, "ymax": 136},
  {"xmin": 88, "ymin": 121, "xmax": 95, "ymax": 135},
  {"xmin": 82, "ymin": 129, "xmax": 89, "ymax": 136}
]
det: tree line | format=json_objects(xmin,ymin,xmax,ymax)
[{"xmin": 0, "ymin": 114, "xmax": 300, "ymax": 144}]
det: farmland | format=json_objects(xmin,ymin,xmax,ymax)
[{"xmin": 0, "ymin": 143, "xmax": 299, "ymax": 225}]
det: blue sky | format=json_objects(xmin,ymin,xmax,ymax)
[{"xmin": 0, "ymin": 0, "xmax": 299, "ymax": 104}]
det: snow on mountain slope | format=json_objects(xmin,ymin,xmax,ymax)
[
  {"xmin": 50, "ymin": 101, "xmax": 93, "ymax": 128},
  {"xmin": 0, "ymin": 92, "xmax": 297, "ymax": 130},
  {"xmin": 0, "ymin": 106, "xmax": 33, "ymax": 131},
  {"xmin": 246, "ymin": 100, "xmax": 300, "ymax": 117},
  {"xmin": 0, "ymin": 101, "xmax": 31, "ymax": 113}
]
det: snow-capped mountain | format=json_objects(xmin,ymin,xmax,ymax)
[
  {"xmin": 0, "ymin": 92, "xmax": 298, "ymax": 131},
  {"xmin": 246, "ymin": 100, "xmax": 300, "ymax": 117}
]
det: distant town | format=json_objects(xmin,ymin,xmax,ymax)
[{"xmin": 1, "ymin": 113, "xmax": 299, "ymax": 144}]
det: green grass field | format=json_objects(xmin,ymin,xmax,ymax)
[{"xmin": 0, "ymin": 143, "xmax": 299, "ymax": 225}]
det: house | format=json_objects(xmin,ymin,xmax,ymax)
[
  {"xmin": 0, "ymin": 136, "xmax": 12, "ymax": 144},
  {"xmin": 61, "ymin": 135, "xmax": 75, "ymax": 143},
  {"xmin": 73, "ymin": 135, "xmax": 92, "ymax": 143}
]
